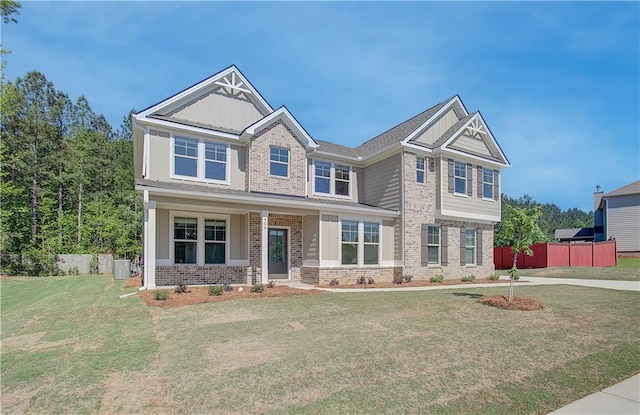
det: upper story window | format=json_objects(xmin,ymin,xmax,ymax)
[
  {"xmin": 454, "ymin": 161, "xmax": 467, "ymax": 194},
  {"xmin": 173, "ymin": 136, "xmax": 228, "ymax": 183},
  {"xmin": 313, "ymin": 160, "xmax": 351, "ymax": 197},
  {"xmin": 482, "ymin": 168, "xmax": 493, "ymax": 199},
  {"xmin": 269, "ymin": 147, "xmax": 289, "ymax": 177},
  {"xmin": 416, "ymin": 157, "xmax": 426, "ymax": 183}
]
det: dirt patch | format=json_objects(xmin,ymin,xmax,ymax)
[
  {"xmin": 140, "ymin": 285, "xmax": 323, "ymax": 308},
  {"xmin": 123, "ymin": 276, "xmax": 142, "ymax": 288},
  {"xmin": 477, "ymin": 295, "xmax": 544, "ymax": 311},
  {"xmin": 324, "ymin": 277, "xmax": 518, "ymax": 289}
]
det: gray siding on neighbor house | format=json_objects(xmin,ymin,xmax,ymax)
[
  {"xmin": 363, "ymin": 153, "xmax": 402, "ymax": 211},
  {"xmin": 607, "ymin": 194, "xmax": 640, "ymax": 252},
  {"xmin": 165, "ymin": 87, "xmax": 264, "ymax": 133}
]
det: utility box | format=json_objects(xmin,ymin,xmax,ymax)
[{"xmin": 113, "ymin": 260, "xmax": 131, "ymax": 280}]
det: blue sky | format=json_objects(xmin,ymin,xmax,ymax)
[{"xmin": 3, "ymin": 1, "xmax": 638, "ymax": 212}]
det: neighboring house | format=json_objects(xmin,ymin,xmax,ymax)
[
  {"xmin": 554, "ymin": 228, "xmax": 594, "ymax": 243},
  {"xmin": 593, "ymin": 181, "xmax": 640, "ymax": 252},
  {"xmin": 132, "ymin": 65, "xmax": 510, "ymax": 289}
]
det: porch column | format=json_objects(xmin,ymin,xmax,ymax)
[
  {"xmin": 143, "ymin": 200, "xmax": 157, "ymax": 289},
  {"xmin": 261, "ymin": 210, "xmax": 269, "ymax": 283}
]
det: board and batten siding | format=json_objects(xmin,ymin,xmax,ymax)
[
  {"xmin": 146, "ymin": 129, "xmax": 246, "ymax": 190},
  {"xmin": 229, "ymin": 214, "xmax": 248, "ymax": 260},
  {"xmin": 381, "ymin": 220, "xmax": 395, "ymax": 262},
  {"xmin": 156, "ymin": 208, "xmax": 170, "ymax": 260},
  {"xmin": 303, "ymin": 215, "xmax": 320, "ymax": 265},
  {"xmin": 321, "ymin": 215, "xmax": 339, "ymax": 262},
  {"xmin": 607, "ymin": 194, "xmax": 640, "ymax": 252},
  {"xmin": 449, "ymin": 134, "xmax": 494, "ymax": 158},
  {"xmin": 362, "ymin": 153, "xmax": 402, "ymax": 211},
  {"xmin": 166, "ymin": 87, "xmax": 264, "ymax": 133},
  {"xmin": 413, "ymin": 108, "xmax": 460, "ymax": 146}
]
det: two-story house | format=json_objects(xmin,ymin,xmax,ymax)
[{"xmin": 133, "ymin": 65, "xmax": 509, "ymax": 289}]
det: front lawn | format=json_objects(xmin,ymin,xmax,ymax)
[
  {"xmin": 519, "ymin": 257, "xmax": 640, "ymax": 281},
  {"xmin": 1, "ymin": 275, "xmax": 638, "ymax": 414}
]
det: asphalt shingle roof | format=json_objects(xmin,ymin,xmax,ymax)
[{"xmin": 605, "ymin": 180, "xmax": 640, "ymax": 197}]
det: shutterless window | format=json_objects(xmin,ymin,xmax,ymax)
[
  {"xmin": 174, "ymin": 217, "xmax": 197, "ymax": 264},
  {"xmin": 417, "ymin": 157, "xmax": 426, "ymax": 183},
  {"xmin": 174, "ymin": 137, "xmax": 198, "ymax": 177},
  {"xmin": 205, "ymin": 143, "xmax": 226, "ymax": 181},
  {"xmin": 363, "ymin": 222, "xmax": 379, "ymax": 265},
  {"xmin": 315, "ymin": 161, "xmax": 331, "ymax": 194},
  {"xmin": 427, "ymin": 225, "xmax": 439, "ymax": 264},
  {"xmin": 454, "ymin": 161, "xmax": 467, "ymax": 194},
  {"xmin": 341, "ymin": 221, "xmax": 359, "ymax": 265},
  {"xmin": 483, "ymin": 168, "xmax": 493, "ymax": 199},
  {"xmin": 465, "ymin": 228, "xmax": 476, "ymax": 265},
  {"xmin": 335, "ymin": 165, "xmax": 350, "ymax": 196},
  {"xmin": 204, "ymin": 219, "xmax": 226, "ymax": 264},
  {"xmin": 270, "ymin": 147, "xmax": 289, "ymax": 177}
]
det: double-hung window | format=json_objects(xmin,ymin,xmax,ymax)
[
  {"xmin": 363, "ymin": 222, "xmax": 380, "ymax": 265},
  {"xmin": 483, "ymin": 168, "xmax": 493, "ymax": 199},
  {"xmin": 427, "ymin": 225, "xmax": 440, "ymax": 264},
  {"xmin": 270, "ymin": 147, "xmax": 289, "ymax": 177},
  {"xmin": 174, "ymin": 218, "xmax": 198, "ymax": 264},
  {"xmin": 313, "ymin": 160, "xmax": 351, "ymax": 197},
  {"xmin": 465, "ymin": 228, "xmax": 476, "ymax": 265},
  {"xmin": 341, "ymin": 221, "xmax": 359, "ymax": 265},
  {"xmin": 204, "ymin": 219, "xmax": 226, "ymax": 264},
  {"xmin": 173, "ymin": 136, "xmax": 228, "ymax": 182},
  {"xmin": 417, "ymin": 157, "xmax": 426, "ymax": 183},
  {"xmin": 454, "ymin": 161, "xmax": 467, "ymax": 194},
  {"xmin": 315, "ymin": 161, "xmax": 331, "ymax": 194}
]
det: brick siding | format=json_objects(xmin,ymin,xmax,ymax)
[{"xmin": 156, "ymin": 265, "xmax": 247, "ymax": 286}]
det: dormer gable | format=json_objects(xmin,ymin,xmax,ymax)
[
  {"xmin": 242, "ymin": 106, "xmax": 318, "ymax": 150},
  {"xmin": 440, "ymin": 112, "xmax": 509, "ymax": 166},
  {"xmin": 134, "ymin": 65, "xmax": 273, "ymax": 135}
]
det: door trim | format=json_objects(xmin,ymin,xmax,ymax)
[{"xmin": 267, "ymin": 226, "xmax": 291, "ymax": 280}]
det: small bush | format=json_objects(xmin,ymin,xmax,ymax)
[
  {"xmin": 329, "ymin": 278, "xmax": 339, "ymax": 286},
  {"xmin": 403, "ymin": 275, "xmax": 413, "ymax": 283},
  {"xmin": 461, "ymin": 275, "xmax": 476, "ymax": 283},
  {"xmin": 208, "ymin": 285, "xmax": 224, "ymax": 296},
  {"xmin": 430, "ymin": 275, "xmax": 444, "ymax": 283},
  {"xmin": 266, "ymin": 280, "xmax": 276, "ymax": 288},
  {"xmin": 153, "ymin": 290, "xmax": 170, "ymax": 301},
  {"xmin": 251, "ymin": 283, "xmax": 264, "ymax": 293},
  {"xmin": 489, "ymin": 273, "xmax": 500, "ymax": 281},
  {"xmin": 367, "ymin": 277, "xmax": 375, "ymax": 285},
  {"xmin": 175, "ymin": 282, "xmax": 190, "ymax": 293},
  {"xmin": 223, "ymin": 283, "xmax": 233, "ymax": 292},
  {"xmin": 68, "ymin": 266, "xmax": 79, "ymax": 276},
  {"xmin": 355, "ymin": 276, "xmax": 366, "ymax": 285}
]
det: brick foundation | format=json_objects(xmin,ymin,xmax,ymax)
[{"xmin": 156, "ymin": 266, "xmax": 248, "ymax": 286}]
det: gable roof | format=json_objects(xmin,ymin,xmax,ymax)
[
  {"xmin": 605, "ymin": 180, "xmax": 640, "ymax": 197},
  {"xmin": 135, "ymin": 65, "xmax": 273, "ymax": 120},
  {"xmin": 242, "ymin": 106, "xmax": 318, "ymax": 149},
  {"xmin": 555, "ymin": 227, "xmax": 594, "ymax": 240}
]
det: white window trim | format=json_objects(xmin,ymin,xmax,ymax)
[
  {"xmin": 482, "ymin": 167, "xmax": 494, "ymax": 202},
  {"xmin": 170, "ymin": 134, "xmax": 230, "ymax": 185},
  {"xmin": 269, "ymin": 146, "xmax": 290, "ymax": 178},
  {"xmin": 338, "ymin": 218, "xmax": 381, "ymax": 267},
  {"xmin": 465, "ymin": 228, "xmax": 476, "ymax": 266},
  {"xmin": 454, "ymin": 160, "xmax": 467, "ymax": 196},
  {"xmin": 169, "ymin": 211, "xmax": 230, "ymax": 266},
  {"xmin": 417, "ymin": 157, "xmax": 426, "ymax": 184},
  {"xmin": 427, "ymin": 225, "xmax": 440, "ymax": 265},
  {"xmin": 311, "ymin": 159, "xmax": 353, "ymax": 199}
]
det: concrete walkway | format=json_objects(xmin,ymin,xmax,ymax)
[{"xmin": 549, "ymin": 373, "xmax": 640, "ymax": 414}]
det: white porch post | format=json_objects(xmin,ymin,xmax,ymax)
[
  {"xmin": 143, "ymin": 199, "xmax": 157, "ymax": 290},
  {"xmin": 261, "ymin": 210, "xmax": 269, "ymax": 284}
]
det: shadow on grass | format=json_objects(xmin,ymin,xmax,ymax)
[{"xmin": 451, "ymin": 292, "xmax": 484, "ymax": 299}]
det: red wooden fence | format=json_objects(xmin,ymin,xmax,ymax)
[{"xmin": 493, "ymin": 241, "xmax": 617, "ymax": 269}]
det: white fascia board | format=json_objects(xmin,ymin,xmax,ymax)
[
  {"xmin": 135, "ymin": 117, "xmax": 241, "ymax": 142},
  {"xmin": 441, "ymin": 113, "xmax": 510, "ymax": 166},
  {"xmin": 244, "ymin": 107, "xmax": 318, "ymax": 149},
  {"xmin": 360, "ymin": 142, "xmax": 403, "ymax": 166},
  {"xmin": 309, "ymin": 150, "xmax": 364, "ymax": 164},
  {"xmin": 135, "ymin": 66, "xmax": 273, "ymax": 119},
  {"xmin": 438, "ymin": 148, "xmax": 509, "ymax": 168},
  {"xmin": 437, "ymin": 209, "xmax": 499, "ymax": 224},
  {"xmin": 401, "ymin": 142, "xmax": 434, "ymax": 155},
  {"xmin": 402, "ymin": 96, "xmax": 467, "ymax": 144},
  {"xmin": 136, "ymin": 185, "xmax": 400, "ymax": 218}
]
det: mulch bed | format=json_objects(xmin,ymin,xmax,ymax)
[
  {"xmin": 322, "ymin": 278, "xmax": 518, "ymax": 289},
  {"xmin": 139, "ymin": 285, "xmax": 324, "ymax": 308},
  {"xmin": 477, "ymin": 295, "xmax": 544, "ymax": 311}
]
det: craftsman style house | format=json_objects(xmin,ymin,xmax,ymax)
[{"xmin": 133, "ymin": 65, "xmax": 509, "ymax": 289}]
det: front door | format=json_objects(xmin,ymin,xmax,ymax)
[{"xmin": 268, "ymin": 228, "xmax": 288, "ymax": 279}]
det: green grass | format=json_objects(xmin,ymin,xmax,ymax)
[
  {"xmin": 2, "ymin": 276, "xmax": 639, "ymax": 414},
  {"xmin": 519, "ymin": 257, "xmax": 640, "ymax": 281}
]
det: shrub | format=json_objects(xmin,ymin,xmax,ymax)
[
  {"xmin": 68, "ymin": 266, "xmax": 79, "ymax": 276},
  {"xmin": 23, "ymin": 249, "xmax": 56, "ymax": 277},
  {"xmin": 223, "ymin": 283, "xmax": 233, "ymax": 292},
  {"xmin": 175, "ymin": 282, "xmax": 190, "ymax": 293},
  {"xmin": 403, "ymin": 275, "xmax": 413, "ymax": 283},
  {"xmin": 355, "ymin": 276, "xmax": 366, "ymax": 285},
  {"xmin": 329, "ymin": 278, "xmax": 339, "ymax": 286},
  {"xmin": 367, "ymin": 277, "xmax": 375, "ymax": 285},
  {"xmin": 266, "ymin": 280, "xmax": 276, "ymax": 288},
  {"xmin": 461, "ymin": 275, "xmax": 476, "ymax": 283},
  {"xmin": 430, "ymin": 275, "xmax": 444, "ymax": 283},
  {"xmin": 208, "ymin": 285, "xmax": 224, "ymax": 296},
  {"xmin": 489, "ymin": 273, "xmax": 500, "ymax": 281},
  {"xmin": 89, "ymin": 254, "xmax": 99, "ymax": 275},
  {"xmin": 251, "ymin": 283, "xmax": 264, "ymax": 293},
  {"xmin": 153, "ymin": 290, "xmax": 170, "ymax": 301}
]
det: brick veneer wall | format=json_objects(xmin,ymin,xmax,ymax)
[
  {"xmin": 156, "ymin": 266, "xmax": 247, "ymax": 286},
  {"xmin": 249, "ymin": 120, "xmax": 307, "ymax": 196}
]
